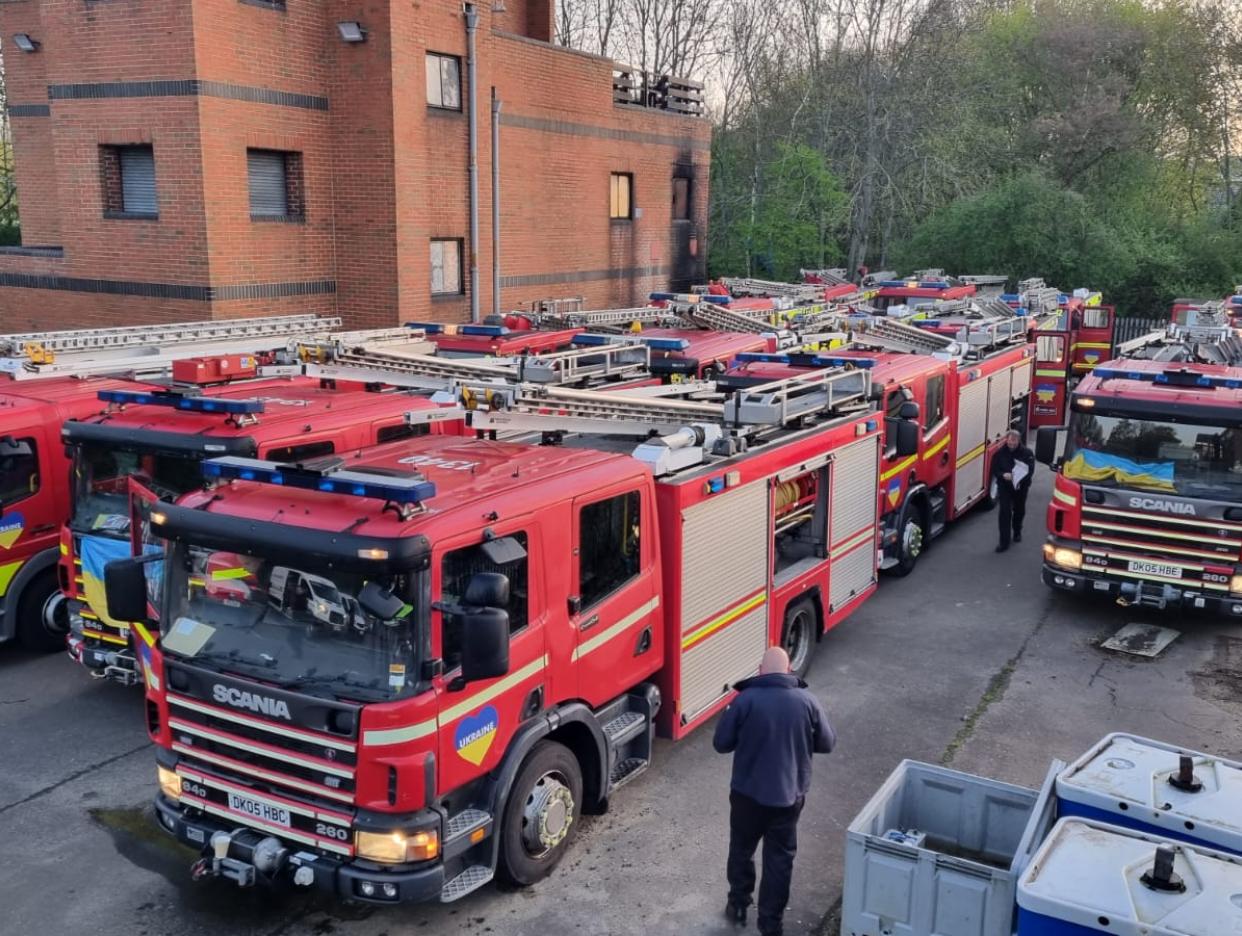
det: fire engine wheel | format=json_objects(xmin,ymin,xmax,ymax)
[
  {"xmin": 497, "ymin": 740, "xmax": 583, "ymax": 887},
  {"xmin": 781, "ymin": 597, "xmax": 818, "ymax": 679},
  {"xmin": 890, "ymin": 503, "xmax": 925, "ymax": 578},
  {"xmin": 17, "ymin": 570, "xmax": 66, "ymax": 653}
]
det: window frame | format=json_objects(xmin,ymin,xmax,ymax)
[
  {"xmin": 439, "ymin": 531, "xmax": 531, "ymax": 673},
  {"xmin": 426, "ymin": 52, "xmax": 463, "ymax": 112},
  {"xmin": 101, "ymin": 144, "xmax": 159, "ymax": 220},
  {"xmin": 430, "ymin": 238, "xmax": 464, "ymax": 297},
  {"xmin": 0, "ymin": 436, "xmax": 40, "ymax": 508},
  {"xmin": 923, "ymin": 375, "xmax": 947, "ymax": 436},
  {"xmin": 577, "ymin": 490, "xmax": 643, "ymax": 611},
  {"xmin": 610, "ymin": 172, "xmax": 634, "ymax": 221},
  {"xmin": 1036, "ymin": 334, "xmax": 1067, "ymax": 364},
  {"xmin": 247, "ymin": 148, "xmax": 305, "ymax": 223},
  {"xmin": 672, "ymin": 175, "xmax": 691, "ymax": 221}
]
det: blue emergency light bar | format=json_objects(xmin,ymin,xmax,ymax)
[
  {"xmin": 734, "ymin": 352, "xmax": 876, "ymax": 369},
  {"xmin": 572, "ymin": 333, "xmax": 690, "ymax": 352},
  {"xmin": 1093, "ymin": 366, "xmax": 1242, "ymax": 390},
  {"xmin": 876, "ymin": 280, "xmax": 951, "ymax": 290},
  {"xmin": 97, "ymin": 389, "xmax": 266, "ymax": 415},
  {"xmin": 404, "ymin": 321, "xmax": 509, "ymax": 337},
  {"xmin": 202, "ymin": 456, "xmax": 436, "ymax": 504}
]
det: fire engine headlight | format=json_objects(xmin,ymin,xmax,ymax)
[
  {"xmin": 157, "ymin": 765, "xmax": 181, "ymax": 802},
  {"xmin": 355, "ymin": 828, "xmax": 439, "ymax": 864},
  {"xmin": 1044, "ymin": 544, "xmax": 1082, "ymax": 571},
  {"xmin": 1230, "ymin": 574, "xmax": 1242, "ymax": 595}
]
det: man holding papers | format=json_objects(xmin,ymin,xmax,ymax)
[{"xmin": 992, "ymin": 429, "xmax": 1037, "ymax": 553}]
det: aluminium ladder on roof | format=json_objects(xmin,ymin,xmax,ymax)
[
  {"xmin": 800, "ymin": 268, "xmax": 853, "ymax": 286},
  {"xmin": 852, "ymin": 317, "xmax": 957, "ymax": 356},
  {"xmin": 719, "ymin": 277, "xmax": 821, "ymax": 304},
  {"xmin": 549, "ymin": 306, "xmax": 678, "ymax": 331}
]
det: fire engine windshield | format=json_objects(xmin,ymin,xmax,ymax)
[
  {"xmin": 71, "ymin": 444, "xmax": 203, "ymax": 536},
  {"xmin": 161, "ymin": 544, "xmax": 419, "ymax": 702},
  {"xmin": 1065, "ymin": 412, "xmax": 1242, "ymax": 501}
]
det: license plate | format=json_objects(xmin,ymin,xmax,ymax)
[
  {"xmin": 228, "ymin": 791, "xmax": 291, "ymax": 828},
  {"xmin": 1127, "ymin": 559, "xmax": 1182, "ymax": 579}
]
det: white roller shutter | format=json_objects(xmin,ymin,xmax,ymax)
[
  {"xmin": 248, "ymin": 150, "xmax": 288, "ymax": 217},
  {"xmin": 119, "ymin": 147, "xmax": 157, "ymax": 214}
]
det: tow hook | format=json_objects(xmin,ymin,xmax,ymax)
[{"xmin": 191, "ymin": 830, "xmax": 288, "ymax": 888}]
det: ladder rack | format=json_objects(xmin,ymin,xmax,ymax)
[
  {"xmin": 719, "ymin": 277, "xmax": 821, "ymax": 305},
  {"xmin": 852, "ymin": 317, "xmax": 958, "ymax": 357},
  {"xmin": 548, "ymin": 306, "xmax": 678, "ymax": 332},
  {"xmin": 723, "ymin": 367, "xmax": 871, "ymax": 425},
  {"xmin": 682, "ymin": 301, "xmax": 784, "ymax": 336},
  {"xmin": 800, "ymin": 268, "xmax": 853, "ymax": 286}
]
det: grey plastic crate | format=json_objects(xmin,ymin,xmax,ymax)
[{"xmin": 842, "ymin": 759, "xmax": 1062, "ymax": 936}]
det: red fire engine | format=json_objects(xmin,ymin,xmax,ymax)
[
  {"xmin": 61, "ymin": 368, "xmax": 460, "ymax": 685},
  {"xmin": 0, "ymin": 314, "xmax": 346, "ymax": 651},
  {"xmin": 99, "ymin": 362, "xmax": 904, "ymax": 904},
  {"xmin": 722, "ymin": 312, "xmax": 1034, "ymax": 574}
]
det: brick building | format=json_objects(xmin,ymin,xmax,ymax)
[{"xmin": 0, "ymin": 0, "xmax": 710, "ymax": 331}]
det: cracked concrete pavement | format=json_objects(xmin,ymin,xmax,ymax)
[{"xmin": 1, "ymin": 464, "xmax": 1238, "ymax": 936}]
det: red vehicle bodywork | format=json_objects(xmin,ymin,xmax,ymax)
[{"xmin": 0, "ymin": 376, "xmax": 145, "ymax": 650}]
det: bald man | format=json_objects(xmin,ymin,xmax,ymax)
[{"xmin": 713, "ymin": 646, "xmax": 837, "ymax": 936}]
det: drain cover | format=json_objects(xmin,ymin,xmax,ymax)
[{"xmin": 1101, "ymin": 623, "xmax": 1181, "ymax": 658}]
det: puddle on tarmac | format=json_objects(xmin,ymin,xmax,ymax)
[{"xmin": 1191, "ymin": 636, "xmax": 1242, "ymax": 706}]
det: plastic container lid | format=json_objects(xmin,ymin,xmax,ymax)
[
  {"xmin": 1057, "ymin": 733, "xmax": 1242, "ymax": 851},
  {"xmin": 1018, "ymin": 818, "xmax": 1242, "ymax": 935}
]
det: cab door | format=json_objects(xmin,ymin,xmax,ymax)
[
  {"xmin": 433, "ymin": 519, "xmax": 547, "ymax": 792},
  {"xmin": 1031, "ymin": 332, "xmax": 1071, "ymax": 428},
  {"xmin": 569, "ymin": 484, "xmax": 659, "ymax": 706},
  {"xmin": 1073, "ymin": 304, "xmax": 1114, "ymax": 374},
  {"xmin": 0, "ymin": 420, "xmax": 57, "ymax": 591}
]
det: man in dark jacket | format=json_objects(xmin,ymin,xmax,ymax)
[
  {"xmin": 991, "ymin": 429, "xmax": 1036, "ymax": 552},
  {"xmin": 713, "ymin": 647, "xmax": 837, "ymax": 935}
]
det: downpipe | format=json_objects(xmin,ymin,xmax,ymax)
[
  {"xmin": 491, "ymin": 88, "xmax": 501, "ymax": 319},
  {"xmin": 465, "ymin": 2, "xmax": 480, "ymax": 323}
]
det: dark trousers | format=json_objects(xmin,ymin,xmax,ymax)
[
  {"xmin": 997, "ymin": 482, "xmax": 1029, "ymax": 548},
  {"xmin": 727, "ymin": 791, "xmax": 804, "ymax": 935}
]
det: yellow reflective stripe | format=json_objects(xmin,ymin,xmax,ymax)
[
  {"xmin": 922, "ymin": 435, "xmax": 951, "ymax": 460},
  {"xmin": 0, "ymin": 560, "xmax": 22, "ymax": 598},
  {"xmin": 880, "ymin": 455, "xmax": 916, "ymax": 482},
  {"xmin": 439, "ymin": 654, "xmax": 549, "ymax": 726},
  {"xmin": 1082, "ymin": 535, "xmax": 1234, "ymax": 562},
  {"xmin": 1082, "ymin": 504, "xmax": 1242, "ymax": 532},
  {"xmin": 831, "ymin": 527, "xmax": 875, "ymax": 560},
  {"xmin": 59, "ymin": 542, "xmax": 68, "ymax": 556},
  {"xmin": 1052, "ymin": 489, "xmax": 1077, "ymax": 506},
  {"xmin": 82, "ymin": 628, "xmax": 127, "ymax": 646},
  {"xmin": 211, "ymin": 568, "xmax": 251, "ymax": 581},
  {"xmin": 1071, "ymin": 341, "xmax": 1111, "ymax": 350},
  {"xmin": 572, "ymin": 596, "xmax": 660, "ymax": 662},
  {"xmin": 169, "ymin": 718, "xmax": 354, "ymax": 778},
  {"xmin": 132, "ymin": 621, "xmax": 156, "ymax": 648},
  {"xmin": 1035, "ymin": 369, "xmax": 1066, "ymax": 378},
  {"xmin": 1082, "ymin": 562, "xmax": 1228, "ymax": 592},
  {"xmin": 188, "ymin": 577, "xmax": 206, "ymax": 587},
  {"xmin": 170, "ymin": 742, "xmax": 353, "ymax": 804},
  {"xmin": 956, "ymin": 443, "xmax": 986, "ymax": 470},
  {"xmin": 1083, "ymin": 519, "xmax": 1242, "ymax": 547},
  {"xmin": 682, "ymin": 592, "xmax": 767, "ymax": 651}
]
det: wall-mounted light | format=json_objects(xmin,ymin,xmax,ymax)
[
  {"xmin": 11, "ymin": 33, "xmax": 40, "ymax": 53},
  {"xmin": 336, "ymin": 22, "xmax": 367, "ymax": 43}
]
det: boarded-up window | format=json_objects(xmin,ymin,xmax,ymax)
[
  {"xmin": 101, "ymin": 145, "xmax": 158, "ymax": 217},
  {"xmin": 610, "ymin": 173, "xmax": 633, "ymax": 220},
  {"xmin": 431, "ymin": 239, "xmax": 463, "ymax": 295},
  {"xmin": 672, "ymin": 176, "xmax": 690, "ymax": 220}
]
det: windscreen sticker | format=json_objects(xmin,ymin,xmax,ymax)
[
  {"xmin": 454, "ymin": 705, "xmax": 499, "ymax": 766},
  {"xmin": 388, "ymin": 663, "xmax": 407, "ymax": 689},
  {"xmin": 0, "ymin": 513, "xmax": 24, "ymax": 550},
  {"xmin": 162, "ymin": 617, "xmax": 215, "ymax": 658}
]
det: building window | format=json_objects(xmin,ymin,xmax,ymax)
[
  {"xmin": 247, "ymin": 148, "xmax": 304, "ymax": 222},
  {"xmin": 431, "ymin": 239, "xmax": 463, "ymax": 296},
  {"xmin": 610, "ymin": 173, "xmax": 633, "ymax": 220},
  {"xmin": 426, "ymin": 53, "xmax": 462, "ymax": 110},
  {"xmin": 672, "ymin": 176, "xmax": 690, "ymax": 221},
  {"xmin": 100, "ymin": 145, "xmax": 158, "ymax": 218},
  {"xmin": 441, "ymin": 532, "xmax": 529, "ymax": 671},
  {"xmin": 0, "ymin": 436, "xmax": 39, "ymax": 506},
  {"xmin": 579, "ymin": 491, "xmax": 641, "ymax": 609}
]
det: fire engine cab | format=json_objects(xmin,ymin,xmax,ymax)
[{"xmin": 100, "ymin": 362, "xmax": 904, "ymax": 905}]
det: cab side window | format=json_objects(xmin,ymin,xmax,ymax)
[
  {"xmin": 1083, "ymin": 308, "xmax": 1109, "ymax": 329},
  {"xmin": 884, "ymin": 391, "xmax": 903, "ymax": 458},
  {"xmin": 923, "ymin": 376, "xmax": 945, "ymax": 433},
  {"xmin": 579, "ymin": 492, "xmax": 641, "ymax": 609},
  {"xmin": 0, "ymin": 437, "xmax": 39, "ymax": 506},
  {"xmin": 264, "ymin": 440, "xmax": 335, "ymax": 463},
  {"xmin": 440, "ymin": 533, "xmax": 529, "ymax": 672},
  {"xmin": 1036, "ymin": 335, "xmax": 1066, "ymax": 363}
]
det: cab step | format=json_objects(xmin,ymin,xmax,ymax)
[
  {"xmin": 594, "ymin": 684, "xmax": 659, "ymax": 795},
  {"xmin": 444, "ymin": 808, "xmax": 491, "ymax": 847},
  {"xmin": 602, "ymin": 710, "xmax": 646, "ymax": 747},
  {"xmin": 610, "ymin": 756, "xmax": 649, "ymax": 788},
  {"xmin": 441, "ymin": 864, "xmax": 494, "ymax": 903},
  {"xmin": 927, "ymin": 490, "xmax": 948, "ymax": 540}
]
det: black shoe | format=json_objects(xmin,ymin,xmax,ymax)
[
  {"xmin": 1014, "ymin": 531, "xmax": 1022, "ymax": 543},
  {"xmin": 725, "ymin": 901, "xmax": 747, "ymax": 926},
  {"xmin": 995, "ymin": 544, "xmax": 1009, "ymax": 553}
]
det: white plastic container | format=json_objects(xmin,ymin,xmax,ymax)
[
  {"xmin": 1056, "ymin": 733, "xmax": 1242, "ymax": 856},
  {"xmin": 841, "ymin": 759, "xmax": 1061, "ymax": 936},
  {"xmin": 1017, "ymin": 817, "xmax": 1242, "ymax": 935}
]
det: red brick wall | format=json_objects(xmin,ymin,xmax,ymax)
[{"xmin": 0, "ymin": 0, "xmax": 709, "ymax": 331}]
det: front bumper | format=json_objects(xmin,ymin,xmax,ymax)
[
  {"xmin": 1042, "ymin": 563, "xmax": 1242, "ymax": 616},
  {"xmin": 66, "ymin": 600, "xmax": 141, "ymax": 686},
  {"xmin": 154, "ymin": 794, "xmax": 446, "ymax": 904}
]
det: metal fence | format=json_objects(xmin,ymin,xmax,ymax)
[{"xmin": 1113, "ymin": 317, "xmax": 1166, "ymax": 345}]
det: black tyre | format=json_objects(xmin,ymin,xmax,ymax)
[
  {"xmin": 781, "ymin": 597, "xmax": 818, "ymax": 679},
  {"xmin": 17, "ymin": 570, "xmax": 66, "ymax": 653},
  {"xmin": 888, "ymin": 500, "xmax": 925, "ymax": 578},
  {"xmin": 497, "ymin": 741, "xmax": 583, "ymax": 887}
]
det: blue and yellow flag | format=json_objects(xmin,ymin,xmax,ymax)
[
  {"xmin": 79, "ymin": 535, "xmax": 134, "ymax": 629},
  {"xmin": 1063, "ymin": 450, "xmax": 1176, "ymax": 492}
]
